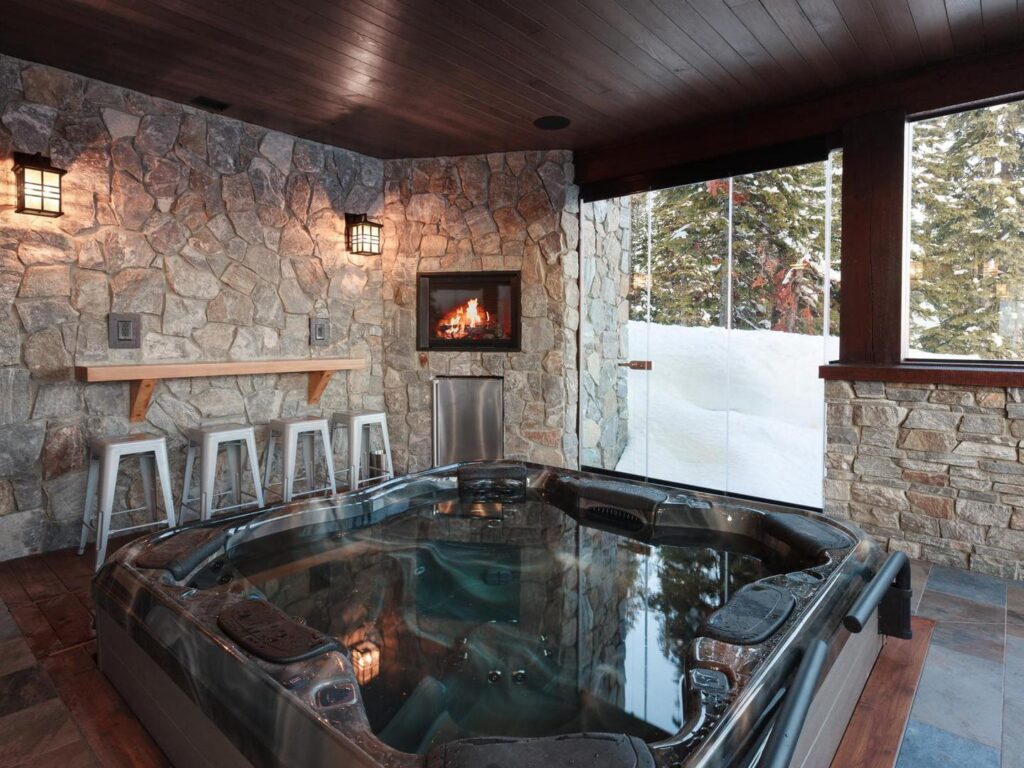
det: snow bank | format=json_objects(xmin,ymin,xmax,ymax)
[{"xmin": 615, "ymin": 321, "xmax": 838, "ymax": 508}]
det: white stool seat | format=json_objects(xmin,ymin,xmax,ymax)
[
  {"xmin": 263, "ymin": 417, "xmax": 336, "ymax": 503},
  {"xmin": 78, "ymin": 433, "xmax": 176, "ymax": 572},
  {"xmin": 181, "ymin": 423, "xmax": 264, "ymax": 522},
  {"xmin": 331, "ymin": 410, "xmax": 394, "ymax": 490}
]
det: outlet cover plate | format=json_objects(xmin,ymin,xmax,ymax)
[
  {"xmin": 310, "ymin": 317, "xmax": 329, "ymax": 346},
  {"xmin": 108, "ymin": 313, "xmax": 141, "ymax": 349}
]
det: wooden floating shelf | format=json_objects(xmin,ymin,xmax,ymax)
[{"xmin": 75, "ymin": 358, "xmax": 367, "ymax": 422}]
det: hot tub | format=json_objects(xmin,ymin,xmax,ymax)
[{"xmin": 93, "ymin": 462, "xmax": 909, "ymax": 768}]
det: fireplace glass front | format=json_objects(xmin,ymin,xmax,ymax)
[{"xmin": 417, "ymin": 271, "xmax": 521, "ymax": 351}]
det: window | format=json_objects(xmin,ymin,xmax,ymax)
[
  {"xmin": 908, "ymin": 101, "xmax": 1024, "ymax": 360},
  {"xmin": 580, "ymin": 154, "xmax": 842, "ymax": 508}
]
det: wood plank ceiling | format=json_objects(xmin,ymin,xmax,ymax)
[{"xmin": 0, "ymin": 0, "xmax": 1022, "ymax": 160}]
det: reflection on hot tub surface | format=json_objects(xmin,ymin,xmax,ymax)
[{"xmin": 227, "ymin": 500, "xmax": 769, "ymax": 753}]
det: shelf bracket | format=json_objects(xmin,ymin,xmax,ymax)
[
  {"xmin": 307, "ymin": 370, "xmax": 333, "ymax": 405},
  {"xmin": 129, "ymin": 379, "xmax": 157, "ymax": 423}
]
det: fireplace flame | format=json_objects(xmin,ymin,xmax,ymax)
[{"xmin": 437, "ymin": 297, "xmax": 492, "ymax": 339}]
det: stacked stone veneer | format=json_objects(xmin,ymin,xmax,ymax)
[
  {"xmin": 579, "ymin": 198, "xmax": 630, "ymax": 470},
  {"xmin": 0, "ymin": 53, "xmax": 387, "ymax": 559},
  {"xmin": 825, "ymin": 380, "xmax": 1024, "ymax": 580},
  {"xmin": 380, "ymin": 153, "xmax": 580, "ymax": 473}
]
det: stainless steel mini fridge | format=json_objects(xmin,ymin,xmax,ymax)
[{"xmin": 432, "ymin": 376, "xmax": 503, "ymax": 466}]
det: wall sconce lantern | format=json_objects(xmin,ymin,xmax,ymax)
[
  {"xmin": 346, "ymin": 213, "xmax": 382, "ymax": 255},
  {"xmin": 13, "ymin": 153, "xmax": 66, "ymax": 217},
  {"xmin": 350, "ymin": 639, "xmax": 381, "ymax": 685}
]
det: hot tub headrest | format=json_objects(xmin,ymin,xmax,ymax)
[
  {"xmin": 699, "ymin": 582, "xmax": 795, "ymax": 645},
  {"xmin": 763, "ymin": 512, "xmax": 854, "ymax": 559},
  {"xmin": 547, "ymin": 475, "xmax": 668, "ymax": 512},
  {"xmin": 135, "ymin": 526, "xmax": 230, "ymax": 580},
  {"xmin": 457, "ymin": 462, "xmax": 528, "ymax": 501}
]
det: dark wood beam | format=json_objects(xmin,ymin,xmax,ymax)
[
  {"xmin": 839, "ymin": 111, "xmax": 907, "ymax": 365},
  {"xmin": 577, "ymin": 45, "xmax": 1024, "ymax": 190}
]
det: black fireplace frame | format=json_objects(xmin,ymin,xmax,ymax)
[{"xmin": 416, "ymin": 271, "xmax": 522, "ymax": 352}]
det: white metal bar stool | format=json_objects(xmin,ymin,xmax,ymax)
[
  {"xmin": 263, "ymin": 418, "xmax": 336, "ymax": 503},
  {"xmin": 180, "ymin": 423, "xmax": 264, "ymax": 522},
  {"xmin": 331, "ymin": 410, "xmax": 394, "ymax": 490},
  {"xmin": 78, "ymin": 433, "xmax": 176, "ymax": 572}
]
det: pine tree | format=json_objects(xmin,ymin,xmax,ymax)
[
  {"xmin": 629, "ymin": 157, "xmax": 841, "ymax": 335},
  {"xmin": 910, "ymin": 102, "xmax": 1024, "ymax": 359}
]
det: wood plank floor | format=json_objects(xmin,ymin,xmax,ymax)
[
  {"xmin": 831, "ymin": 616, "xmax": 935, "ymax": 767},
  {"xmin": 3, "ymin": 548, "xmax": 1001, "ymax": 768}
]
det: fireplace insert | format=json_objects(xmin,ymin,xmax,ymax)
[{"xmin": 417, "ymin": 271, "xmax": 521, "ymax": 351}]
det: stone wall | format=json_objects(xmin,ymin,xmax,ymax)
[
  {"xmin": 579, "ymin": 198, "xmax": 630, "ymax": 470},
  {"xmin": 825, "ymin": 380, "xmax": 1024, "ymax": 580},
  {"xmin": 0, "ymin": 54, "xmax": 385, "ymax": 559},
  {"xmin": 380, "ymin": 153, "xmax": 580, "ymax": 473}
]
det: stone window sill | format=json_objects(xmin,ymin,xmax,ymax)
[{"xmin": 819, "ymin": 362, "xmax": 1024, "ymax": 387}]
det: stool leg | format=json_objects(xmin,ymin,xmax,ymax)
[
  {"xmin": 263, "ymin": 432, "xmax": 276, "ymax": 497},
  {"xmin": 154, "ymin": 442, "xmax": 176, "ymax": 528},
  {"xmin": 226, "ymin": 441, "xmax": 241, "ymax": 506},
  {"xmin": 319, "ymin": 423, "xmax": 337, "ymax": 495},
  {"xmin": 379, "ymin": 416, "xmax": 394, "ymax": 478},
  {"xmin": 245, "ymin": 433, "xmax": 265, "ymax": 507},
  {"xmin": 300, "ymin": 433, "xmax": 315, "ymax": 494},
  {"xmin": 200, "ymin": 437, "xmax": 218, "ymax": 521},
  {"xmin": 351, "ymin": 419, "xmax": 363, "ymax": 489},
  {"xmin": 95, "ymin": 450, "xmax": 119, "ymax": 571},
  {"xmin": 181, "ymin": 441, "xmax": 196, "ymax": 521},
  {"xmin": 282, "ymin": 429, "xmax": 298, "ymax": 503},
  {"xmin": 78, "ymin": 455, "xmax": 99, "ymax": 556},
  {"xmin": 140, "ymin": 453, "xmax": 157, "ymax": 522}
]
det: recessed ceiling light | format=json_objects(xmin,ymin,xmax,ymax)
[
  {"xmin": 533, "ymin": 115, "xmax": 571, "ymax": 131},
  {"xmin": 191, "ymin": 95, "xmax": 231, "ymax": 112}
]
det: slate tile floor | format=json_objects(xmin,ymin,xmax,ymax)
[
  {"xmin": 897, "ymin": 559, "xmax": 1024, "ymax": 768},
  {"xmin": 0, "ymin": 544, "xmax": 1020, "ymax": 767}
]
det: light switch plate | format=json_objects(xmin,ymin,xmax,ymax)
[
  {"xmin": 310, "ymin": 317, "xmax": 329, "ymax": 346},
  {"xmin": 108, "ymin": 313, "xmax": 141, "ymax": 349}
]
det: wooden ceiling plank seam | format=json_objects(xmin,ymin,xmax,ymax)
[
  {"xmin": 726, "ymin": 1, "xmax": 831, "ymax": 89},
  {"xmin": 86, "ymin": 0, "xmax": 518, "ymax": 146},
  {"xmin": 497, "ymin": 0, "xmax": 718, "ymax": 119},
  {"xmin": 139, "ymin": 0, "xmax": 530, "ymax": 142},
  {"xmin": 759, "ymin": 0, "xmax": 847, "ymax": 85},
  {"xmin": 557, "ymin": 0, "xmax": 722, "ymax": 114},
  {"xmin": 329, "ymin": 0, "xmax": 630, "ymax": 130},
  {"xmin": 0, "ymin": 5, "xmax": 513, "ymax": 157},
  {"xmin": 944, "ymin": 0, "xmax": 988, "ymax": 54},
  {"xmin": 615, "ymin": 0, "xmax": 754, "ymax": 103},
  {"xmin": 173, "ymin": 0, "xmax": 554, "ymax": 129},
  {"xmin": 462, "ymin": 0, "xmax": 688, "ymax": 117},
  {"xmin": 979, "ymin": 0, "xmax": 1022, "ymax": 44},
  {"xmin": 794, "ymin": 0, "xmax": 877, "ymax": 78},
  {"xmin": 686, "ymin": 0, "xmax": 808, "ymax": 96},
  {"xmin": 427, "ymin": 0, "xmax": 656, "ymax": 106},
  {"xmin": 579, "ymin": 0, "xmax": 737, "ymax": 108},
  {"xmin": 903, "ymin": 0, "xmax": 956, "ymax": 62},
  {"xmin": 832, "ymin": 0, "xmax": 902, "ymax": 70},
  {"xmin": 866, "ymin": 0, "xmax": 927, "ymax": 68},
  {"xmin": 375, "ymin": 0, "xmax": 644, "ymax": 125},
  {"xmin": 648, "ymin": 0, "xmax": 782, "ymax": 93}
]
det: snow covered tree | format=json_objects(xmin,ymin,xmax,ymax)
[
  {"xmin": 629, "ymin": 157, "xmax": 841, "ymax": 335},
  {"xmin": 909, "ymin": 102, "xmax": 1024, "ymax": 359}
]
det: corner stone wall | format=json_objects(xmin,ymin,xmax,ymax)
[
  {"xmin": 579, "ymin": 198, "xmax": 630, "ymax": 470},
  {"xmin": 825, "ymin": 380, "xmax": 1024, "ymax": 580},
  {"xmin": 0, "ymin": 54, "xmax": 385, "ymax": 559},
  {"xmin": 380, "ymin": 152, "xmax": 580, "ymax": 473}
]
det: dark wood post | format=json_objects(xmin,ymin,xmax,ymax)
[{"xmin": 838, "ymin": 110, "xmax": 907, "ymax": 364}]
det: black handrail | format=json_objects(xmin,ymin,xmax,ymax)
[
  {"xmin": 759, "ymin": 639, "xmax": 829, "ymax": 768},
  {"xmin": 843, "ymin": 551, "xmax": 912, "ymax": 636}
]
